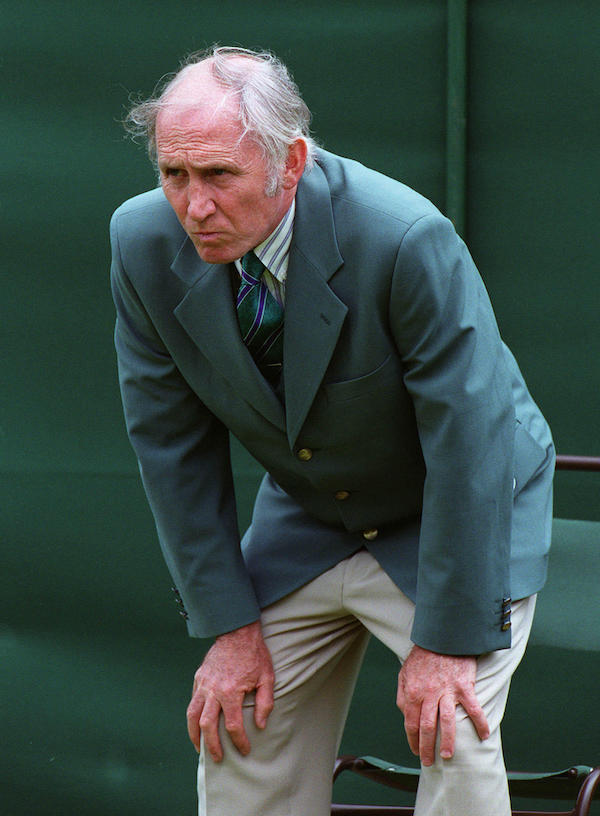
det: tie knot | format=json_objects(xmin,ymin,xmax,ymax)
[{"xmin": 241, "ymin": 251, "xmax": 265, "ymax": 284}]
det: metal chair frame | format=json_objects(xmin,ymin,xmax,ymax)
[{"xmin": 332, "ymin": 755, "xmax": 600, "ymax": 816}]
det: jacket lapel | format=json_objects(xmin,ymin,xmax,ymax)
[
  {"xmin": 283, "ymin": 162, "xmax": 347, "ymax": 449},
  {"xmin": 169, "ymin": 159, "xmax": 346, "ymax": 447},
  {"xmin": 172, "ymin": 238, "xmax": 285, "ymax": 431}
]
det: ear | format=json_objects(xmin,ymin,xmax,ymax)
[{"xmin": 281, "ymin": 139, "xmax": 308, "ymax": 189}]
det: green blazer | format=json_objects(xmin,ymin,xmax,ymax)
[{"xmin": 110, "ymin": 149, "xmax": 554, "ymax": 655}]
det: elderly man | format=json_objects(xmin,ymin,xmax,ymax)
[{"xmin": 111, "ymin": 46, "xmax": 554, "ymax": 815}]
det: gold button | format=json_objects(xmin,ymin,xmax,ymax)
[
  {"xmin": 335, "ymin": 490, "xmax": 350, "ymax": 500},
  {"xmin": 501, "ymin": 622, "xmax": 512, "ymax": 631},
  {"xmin": 297, "ymin": 447, "xmax": 313, "ymax": 462},
  {"xmin": 362, "ymin": 528, "xmax": 378, "ymax": 541}
]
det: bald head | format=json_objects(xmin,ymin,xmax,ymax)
[
  {"xmin": 159, "ymin": 55, "xmax": 251, "ymax": 122},
  {"xmin": 156, "ymin": 59, "xmax": 243, "ymax": 153}
]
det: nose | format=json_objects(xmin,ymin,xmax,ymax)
[{"xmin": 187, "ymin": 179, "xmax": 217, "ymax": 222}]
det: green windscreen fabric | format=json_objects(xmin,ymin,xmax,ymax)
[{"xmin": 3, "ymin": 1, "xmax": 599, "ymax": 813}]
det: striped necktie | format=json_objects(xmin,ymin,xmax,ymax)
[{"xmin": 236, "ymin": 251, "xmax": 283, "ymax": 380}]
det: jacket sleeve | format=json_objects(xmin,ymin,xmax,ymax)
[
  {"xmin": 390, "ymin": 213, "xmax": 515, "ymax": 655},
  {"xmin": 110, "ymin": 212, "xmax": 261, "ymax": 638}
]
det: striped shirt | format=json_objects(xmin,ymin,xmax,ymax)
[{"xmin": 234, "ymin": 199, "xmax": 295, "ymax": 306}]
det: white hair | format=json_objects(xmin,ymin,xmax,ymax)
[{"xmin": 125, "ymin": 45, "xmax": 317, "ymax": 194}]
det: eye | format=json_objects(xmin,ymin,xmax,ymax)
[{"xmin": 162, "ymin": 167, "xmax": 185, "ymax": 180}]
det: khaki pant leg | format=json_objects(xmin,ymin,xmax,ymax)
[
  {"xmin": 413, "ymin": 595, "xmax": 536, "ymax": 816},
  {"xmin": 339, "ymin": 550, "xmax": 537, "ymax": 816},
  {"xmin": 197, "ymin": 561, "xmax": 371, "ymax": 816}
]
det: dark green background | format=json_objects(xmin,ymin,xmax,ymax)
[{"xmin": 2, "ymin": 1, "xmax": 598, "ymax": 813}]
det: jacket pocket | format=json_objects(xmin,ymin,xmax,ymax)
[
  {"xmin": 513, "ymin": 420, "xmax": 551, "ymax": 496},
  {"xmin": 324, "ymin": 354, "xmax": 400, "ymax": 403}
]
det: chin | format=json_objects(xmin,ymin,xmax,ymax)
[{"xmin": 193, "ymin": 243, "xmax": 237, "ymax": 265}]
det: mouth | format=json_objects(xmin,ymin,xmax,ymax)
[{"xmin": 192, "ymin": 231, "xmax": 222, "ymax": 242}]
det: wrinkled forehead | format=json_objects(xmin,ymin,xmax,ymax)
[
  {"xmin": 156, "ymin": 100, "xmax": 242, "ymax": 144},
  {"xmin": 155, "ymin": 100, "xmax": 264, "ymax": 174}
]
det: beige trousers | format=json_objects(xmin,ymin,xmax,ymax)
[{"xmin": 197, "ymin": 550, "xmax": 536, "ymax": 816}]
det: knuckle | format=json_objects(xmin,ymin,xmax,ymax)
[
  {"xmin": 225, "ymin": 720, "xmax": 243, "ymax": 737},
  {"xmin": 404, "ymin": 689, "xmax": 423, "ymax": 707},
  {"xmin": 215, "ymin": 679, "xmax": 233, "ymax": 697},
  {"xmin": 404, "ymin": 719, "xmax": 419, "ymax": 735},
  {"xmin": 186, "ymin": 699, "xmax": 202, "ymax": 719},
  {"xmin": 221, "ymin": 680, "xmax": 245, "ymax": 700}
]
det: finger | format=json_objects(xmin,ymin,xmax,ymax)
[
  {"xmin": 396, "ymin": 674, "xmax": 406, "ymax": 712},
  {"xmin": 418, "ymin": 698, "xmax": 439, "ymax": 767},
  {"xmin": 186, "ymin": 694, "xmax": 205, "ymax": 753},
  {"xmin": 397, "ymin": 676, "xmax": 420, "ymax": 757},
  {"xmin": 460, "ymin": 688, "xmax": 490, "ymax": 741},
  {"xmin": 401, "ymin": 701, "xmax": 422, "ymax": 758},
  {"xmin": 199, "ymin": 695, "xmax": 224, "ymax": 762},
  {"xmin": 221, "ymin": 694, "xmax": 251, "ymax": 757},
  {"xmin": 438, "ymin": 694, "xmax": 456, "ymax": 760},
  {"xmin": 254, "ymin": 678, "xmax": 274, "ymax": 730}
]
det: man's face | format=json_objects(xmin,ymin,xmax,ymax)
[{"xmin": 156, "ymin": 102, "xmax": 292, "ymax": 265}]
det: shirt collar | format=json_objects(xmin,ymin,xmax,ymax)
[{"xmin": 235, "ymin": 199, "xmax": 295, "ymax": 283}]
